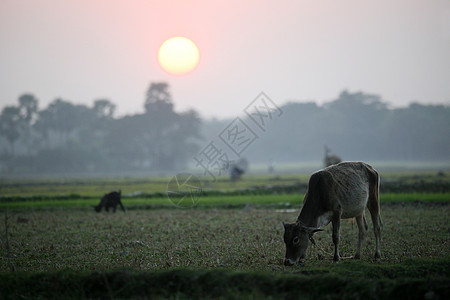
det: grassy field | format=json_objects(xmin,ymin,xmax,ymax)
[
  {"xmin": 1, "ymin": 203, "xmax": 449, "ymax": 298},
  {"xmin": 1, "ymin": 193, "xmax": 449, "ymax": 211},
  {"xmin": 2, "ymin": 204, "xmax": 449, "ymax": 271},
  {"xmin": 1, "ymin": 170, "xmax": 449, "ymax": 197},
  {"xmin": 0, "ymin": 173, "xmax": 449, "ymax": 298}
]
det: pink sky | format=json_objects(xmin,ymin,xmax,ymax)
[{"xmin": 1, "ymin": 0, "xmax": 449, "ymax": 118}]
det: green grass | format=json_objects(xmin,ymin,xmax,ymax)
[
  {"xmin": 2, "ymin": 170, "xmax": 449, "ymax": 198},
  {"xmin": 2, "ymin": 205, "xmax": 448, "ymax": 272},
  {"xmin": 380, "ymin": 192, "xmax": 450, "ymax": 203},
  {"xmin": 1, "ymin": 205, "xmax": 449, "ymax": 298},
  {"xmin": 1, "ymin": 172, "xmax": 449, "ymax": 299},
  {"xmin": 0, "ymin": 175, "xmax": 304, "ymax": 197},
  {"xmin": 0, "ymin": 177, "xmax": 172, "ymax": 198},
  {"xmin": 1, "ymin": 259, "xmax": 449, "ymax": 299},
  {"xmin": 0, "ymin": 193, "xmax": 449, "ymax": 210}
]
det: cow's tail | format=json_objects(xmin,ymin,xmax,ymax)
[
  {"xmin": 376, "ymin": 171, "xmax": 383, "ymax": 229},
  {"xmin": 369, "ymin": 165, "xmax": 383, "ymax": 229}
]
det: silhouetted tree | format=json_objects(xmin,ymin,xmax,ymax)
[
  {"xmin": 17, "ymin": 94, "xmax": 39, "ymax": 154},
  {"xmin": 141, "ymin": 83, "xmax": 193, "ymax": 169},
  {"xmin": 34, "ymin": 99, "xmax": 96, "ymax": 147},
  {"xmin": 2, "ymin": 87, "xmax": 449, "ymax": 175},
  {"xmin": 0, "ymin": 106, "xmax": 22, "ymax": 155},
  {"xmin": 93, "ymin": 99, "xmax": 116, "ymax": 119},
  {"xmin": 144, "ymin": 82, "xmax": 173, "ymax": 114},
  {"xmin": 18, "ymin": 94, "xmax": 38, "ymax": 124},
  {"xmin": 101, "ymin": 82, "xmax": 201, "ymax": 171},
  {"xmin": 239, "ymin": 90, "xmax": 450, "ymax": 163}
]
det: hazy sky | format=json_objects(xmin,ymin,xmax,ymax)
[{"xmin": 1, "ymin": 0, "xmax": 449, "ymax": 118}]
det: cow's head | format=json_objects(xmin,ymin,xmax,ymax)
[
  {"xmin": 94, "ymin": 195, "xmax": 108, "ymax": 213},
  {"xmin": 283, "ymin": 221, "xmax": 323, "ymax": 266}
]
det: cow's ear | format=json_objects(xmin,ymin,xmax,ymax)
[
  {"xmin": 310, "ymin": 228, "xmax": 324, "ymax": 234},
  {"xmin": 301, "ymin": 225, "xmax": 324, "ymax": 234},
  {"xmin": 282, "ymin": 221, "xmax": 286, "ymax": 227}
]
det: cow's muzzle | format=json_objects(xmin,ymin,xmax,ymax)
[
  {"xmin": 284, "ymin": 258, "xmax": 305, "ymax": 267},
  {"xmin": 284, "ymin": 258, "xmax": 295, "ymax": 266}
]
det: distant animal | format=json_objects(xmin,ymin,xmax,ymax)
[
  {"xmin": 323, "ymin": 146, "xmax": 341, "ymax": 167},
  {"xmin": 229, "ymin": 158, "xmax": 249, "ymax": 181},
  {"xmin": 268, "ymin": 159, "xmax": 275, "ymax": 174},
  {"xmin": 283, "ymin": 162, "xmax": 381, "ymax": 266},
  {"xmin": 94, "ymin": 190, "xmax": 125, "ymax": 213},
  {"xmin": 230, "ymin": 166, "xmax": 245, "ymax": 181}
]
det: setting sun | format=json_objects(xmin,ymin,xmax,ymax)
[{"xmin": 158, "ymin": 37, "xmax": 200, "ymax": 75}]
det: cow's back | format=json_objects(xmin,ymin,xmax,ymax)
[{"xmin": 322, "ymin": 162, "xmax": 374, "ymax": 218}]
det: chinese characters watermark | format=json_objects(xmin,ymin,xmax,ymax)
[
  {"xmin": 167, "ymin": 91, "xmax": 283, "ymax": 207},
  {"xmin": 219, "ymin": 117, "xmax": 258, "ymax": 157},
  {"xmin": 193, "ymin": 92, "xmax": 282, "ymax": 182},
  {"xmin": 167, "ymin": 173, "xmax": 202, "ymax": 208},
  {"xmin": 244, "ymin": 92, "xmax": 283, "ymax": 132}
]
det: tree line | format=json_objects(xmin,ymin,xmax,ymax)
[
  {"xmin": 241, "ymin": 90, "xmax": 450, "ymax": 163},
  {"xmin": 0, "ymin": 83, "xmax": 201, "ymax": 174},
  {"xmin": 1, "ymin": 87, "xmax": 449, "ymax": 175}
]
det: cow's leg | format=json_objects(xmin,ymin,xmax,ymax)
[
  {"xmin": 368, "ymin": 192, "xmax": 382, "ymax": 260},
  {"xmin": 368, "ymin": 206, "xmax": 382, "ymax": 260},
  {"xmin": 332, "ymin": 212, "xmax": 341, "ymax": 262},
  {"xmin": 119, "ymin": 201, "xmax": 126, "ymax": 212},
  {"xmin": 354, "ymin": 213, "xmax": 367, "ymax": 259}
]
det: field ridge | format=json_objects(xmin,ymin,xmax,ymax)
[{"xmin": 1, "ymin": 258, "xmax": 449, "ymax": 299}]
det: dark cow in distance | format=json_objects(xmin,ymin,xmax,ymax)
[
  {"xmin": 323, "ymin": 145, "xmax": 341, "ymax": 167},
  {"xmin": 94, "ymin": 190, "xmax": 125, "ymax": 213},
  {"xmin": 283, "ymin": 162, "xmax": 381, "ymax": 266}
]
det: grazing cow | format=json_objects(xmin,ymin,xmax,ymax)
[
  {"xmin": 323, "ymin": 146, "xmax": 341, "ymax": 167},
  {"xmin": 230, "ymin": 166, "xmax": 245, "ymax": 181},
  {"xmin": 283, "ymin": 162, "xmax": 381, "ymax": 266},
  {"xmin": 229, "ymin": 158, "xmax": 249, "ymax": 181},
  {"xmin": 94, "ymin": 190, "xmax": 125, "ymax": 213}
]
